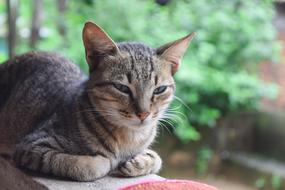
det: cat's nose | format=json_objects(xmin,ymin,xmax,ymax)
[{"xmin": 136, "ymin": 112, "xmax": 150, "ymax": 121}]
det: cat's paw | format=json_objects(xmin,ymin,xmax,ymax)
[
  {"xmin": 69, "ymin": 155, "xmax": 111, "ymax": 181},
  {"xmin": 114, "ymin": 149, "xmax": 162, "ymax": 177}
]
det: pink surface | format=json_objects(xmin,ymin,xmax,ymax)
[{"xmin": 119, "ymin": 179, "xmax": 219, "ymax": 190}]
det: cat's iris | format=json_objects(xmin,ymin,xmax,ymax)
[
  {"xmin": 113, "ymin": 83, "xmax": 131, "ymax": 94},
  {"xmin": 153, "ymin": 86, "xmax": 167, "ymax": 95}
]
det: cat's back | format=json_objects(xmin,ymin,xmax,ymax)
[
  {"xmin": 0, "ymin": 51, "xmax": 84, "ymax": 85},
  {"xmin": 0, "ymin": 52, "xmax": 86, "ymax": 144}
]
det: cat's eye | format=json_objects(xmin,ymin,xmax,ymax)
[
  {"xmin": 113, "ymin": 83, "xmax": 131, "ymax": 94},
  {"xmin": 153, "ymin": 86, "xmax": 167, "ymax": 95}
]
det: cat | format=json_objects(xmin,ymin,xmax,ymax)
[{"xmin": 0, "ymin": 21, "xmax": 195, "ymax": 182}]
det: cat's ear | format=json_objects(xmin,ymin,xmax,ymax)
[
  {"xmin": 82, "ymin": 21, "xmax": 119, "ymax": 72},
  {"xmin": 156, "ymin": 32, "xmax": 196, "ymax": 75}
]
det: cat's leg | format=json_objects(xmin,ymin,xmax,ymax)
[
  {"xmin": 14, "ymin": 144, "xmax": 112, "ymax": 181},
  {"xmin": 112, "ymin": 149, "xmax": 162, "ymax": 177}
]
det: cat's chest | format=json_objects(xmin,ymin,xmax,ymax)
[{"xmin": 115, "ymin": 127, "xmax": 156, "ymax": 159}]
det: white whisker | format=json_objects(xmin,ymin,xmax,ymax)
[
  {"xmin": 173, "ymin": 95, "xmax": 192, "ymax": 113},
  {"xmin": 158, "ymin": 120, "xmax": 172, "ymax": 134}
]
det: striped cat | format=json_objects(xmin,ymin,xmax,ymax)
[{"xmin": 0, "ymin": 22, "xmax": 195, "ymax": 181}]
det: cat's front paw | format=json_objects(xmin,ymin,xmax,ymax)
[
  {"xmin": 114, "ymin": 149, "xmax": 162, "ymax": 177},
  {"xmin": 69, "ymin": 155, "xmax": 111, "ymax": 181}
]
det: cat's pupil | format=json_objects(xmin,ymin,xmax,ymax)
[
  {"xmin": 153, "ymin": 86, "xmax": 167, "ymax": 95},
  {"xmin": 113, "ymin": 83, "xmax": 131, "ymax": 94}
]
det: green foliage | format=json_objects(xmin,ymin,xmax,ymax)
[
  {"xmin": 7, "ymin": 0, "xmax": 279, "ymax": 142},
  {"xmin": 169, "ymin": 0, "xmax": 279, "ymax": 142},
  {"xmin": 195, "ymin": 147, "xmax": 213, "ymax": 175},
  {"xmin": 255, "ymin": 175, "xmax": 283, "ymax": 190},
  {"xmin": 255, "ymin": 177, "xmax": 266, "ymax": 189},
  {"xmin": 271, "ymin": 175, "xmax": 282, "ymax": 190}
]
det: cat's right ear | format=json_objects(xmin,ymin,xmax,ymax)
[
  {"xmin": 156, "ymin": 32, "xmax": 195, "ymax": 75},
  {"xmin": 82, "ymin": 21, "xmax": 119, "ymax": 72}
]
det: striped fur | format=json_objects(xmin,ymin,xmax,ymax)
[{"xmin": 0, "ymin": 22, "xmax": 194, "ymax": 181}]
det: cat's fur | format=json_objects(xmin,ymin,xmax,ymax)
[
  {"xmin": 0, "ymin": 156, "xmax": 48, "ymax": 190},
  {"xmin": 0, "ymin": 22, "xmax": 194, "ymax": 182}
]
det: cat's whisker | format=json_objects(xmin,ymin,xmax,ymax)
[
  {"xmin": 164, "ymin": 111, "xmax": 186, "ymax": 119},
  {"xmin": 173, "ymin": 96, "xmax": 192, "ymax": 113},
  {"xmin": 167, "ymin": 104, "xmax": 183, "ymax": 111},
  {"xmin": 164, "ymin": 114, "xmax": 184, "ymax": 121},
  {"xmin": 159, "ymin": 118, "xmax": 176, "ymax": 132},
  {"xmin": 166, "ymin": 110, "xmax": 183, "ymax": 116},
  {"xmin": 164, "ymin": 110, "xmax": 186, "ymax": 120},
  {"xmin": 158, "ymin": 120, "xmax": 172, "ymax": 135},
  {"xmin": 163, "ymin": 116, "xmax": 183, "ymax": 124},
  {"xmin": 163, "ymin": 117, "xmax": 176, "ymax": 126}
]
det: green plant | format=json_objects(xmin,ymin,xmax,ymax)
[
  {"xmin": 255, "ymin": 177, "xmax": 266, "ymax": 189},
  {"xmin": 271, "ymin": 175, "xmax": 282, "ymax": 190},
  {"xmin": 195, "ymin": 147, "xmax": 213, "ymax": 175},
  {"xmin": 254, "ymin": 175, "xmax": 283, "ymax": 190}
]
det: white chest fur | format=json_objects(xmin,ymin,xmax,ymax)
[{"xmin": 116, "ymin": 126, "xmax": 157, "ymax": 161}]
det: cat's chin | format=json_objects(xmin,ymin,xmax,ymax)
[{"xmin": 123, "ymin": 120, "xmax": 154, "ymax": 130}]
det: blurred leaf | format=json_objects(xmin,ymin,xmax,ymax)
[
  {"xmin": 255, "ymin": 177, "xmax": 266, "ymax": 189},
  {"xmin": 271, "ymin": 175, "xmax": 282, "ymax": 190}
]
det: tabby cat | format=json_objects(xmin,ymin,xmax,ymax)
[{"xmin": 0, "ymin": 22, "xmax": 195, "ymax": 182}]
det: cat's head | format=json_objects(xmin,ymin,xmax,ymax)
[{"xmin": 82, "ymin": 22, "xmax": 195, "ymax": 129}]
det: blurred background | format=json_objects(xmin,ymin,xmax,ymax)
[{"xmin": 1, "ymin": 0, "xmax": 285, "ymax": 189}]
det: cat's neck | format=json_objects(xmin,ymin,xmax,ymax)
[{"xmin": 114, "ymin": 125, "xmax": 157, "ymax": 158}]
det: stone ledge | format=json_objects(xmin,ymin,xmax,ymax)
[{"xmin": 35, "ymin": 174, "xmax": 164, "ymax": 190}]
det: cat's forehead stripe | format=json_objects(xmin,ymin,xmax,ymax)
[
  {"xmin": 117, "ymin": 42, "xmax": 156, "ymax": 82},
  {"xmin": 155, "ymin": 75, "xmax": 158, "ymax": 86},
  {"xmin": 127, "ymin": 72, "xmax": 132, "ymax": 84}
]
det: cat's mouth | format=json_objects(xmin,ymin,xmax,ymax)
[
  {"xmin": 124, "ymin": 118, "xmax": 153, "ymax": 129},
  {"xmin": 109, "ymin": 111, "xmax": 155, "ymax": 129}
]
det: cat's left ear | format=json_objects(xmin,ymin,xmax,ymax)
[
  {"xmin": 156, "ymin": 32, "xmax": 196, "ymax": 75},
  {"xmin": 82, "ymin": 21, "xmax": 119, "ymax": 72}
]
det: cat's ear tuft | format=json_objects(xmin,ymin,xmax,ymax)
[
  {"xmin": 156, "ymin": 32, "xmax": 196, "ymax": 75},
  {"xmin": 82, "ymin": 21, "xmax": 119, "ymax": 72}
]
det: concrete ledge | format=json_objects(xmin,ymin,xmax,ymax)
[{"xmin": 35, "ymin": 175, "xmax": 164, "ymax": 190}]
